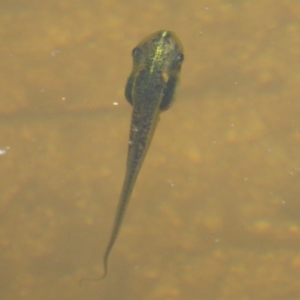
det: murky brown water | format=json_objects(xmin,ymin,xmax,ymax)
[{"xmin": 0, "ymin": 1, "xmax": 300, "ymax": 299}]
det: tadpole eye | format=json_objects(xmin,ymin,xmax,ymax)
[
  {"xmin": 176, "ymin": 53, "xmax": 184, "ymax": 63},
  {"xmin": 132, "ymin": 47, "xmax": 143, "ymax": 60}
]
